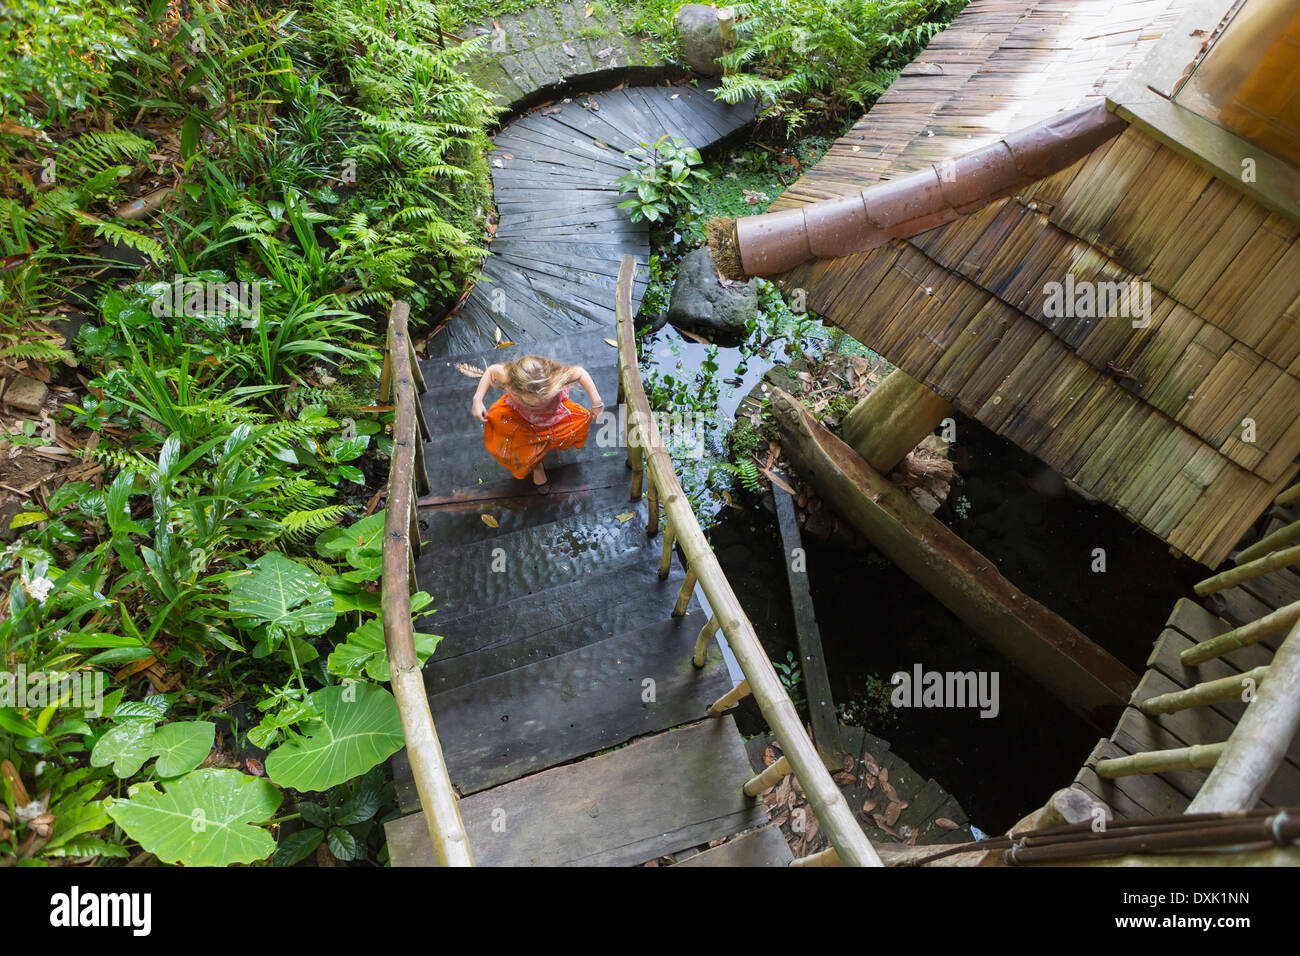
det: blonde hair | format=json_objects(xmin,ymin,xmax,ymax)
[{"xmin": 505, "ymin": 355, "xmax": 572, "ymax": 405}]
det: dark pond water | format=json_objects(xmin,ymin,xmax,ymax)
[{"xmin": 642, "ymin": 319, "xmax": 1204, "ymax": 834}]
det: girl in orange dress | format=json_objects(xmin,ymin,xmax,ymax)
[{"xmin": 471, "ymin": 355, "xmax": 605, "ymax": 489}]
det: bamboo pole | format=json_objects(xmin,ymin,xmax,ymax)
[
  {"xmin": 708, "ymin": 678, "xmax": 750, "ymax": 715},
  {"xmin": 790, "ymin": 846, "xmax": 843, "ymax": 867},
  {"xmin": 629, "ymin": 443, "xmax": 644, "ymax": 500},
  {"xmin": 1188, "ymin": 618, "xmax": 1300, "ymax": 813},
  {"xmin": 646, "ymin": 471, "xmax": 660, "ymax": 537},
  {"xmin": 1139, "ymin": 666, "xmax": 1269, "ymax": 715},
  {"xmin": 744, "ymin": 755, "xmax": 790, "ymax": 797},
  {"xmin": 1234, "ymin": 517, "xmax": 1300, "ymax": 564},
  {"xmin": 381, "ymin": 301, "xmax": 473, "ymax": 867},
  {"xmin": 1179, "ymin": 599, "xmax": 1300, "ymax": 665},
  {"xmin": 673, "ymin": 569, "xmax": 697, "ymax": 617},
  {"xmin": 1095, "ymin": 743, "xmax": 1224, "ymax": 778},
  {"xmin": 1194, "ymin": 544, "xmax": 1300, "ymax": 596},
  {"xmin": 613, "ymin": 256, "xmax": 882, "ymax": 868},
  {"xmin": 1276, "ymin": 483, "xmax": 1300, "ymax": 507},
  {"xmin": 658, "ymin": 520, "xmax": 676, "ymax": 580},
  {"xmin": 693, "ymin": 615, "xmax": 720, "ymax": 668}
]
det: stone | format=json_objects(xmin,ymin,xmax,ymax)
[
  {"xmin": 675, "ymin": 4, "xmax": 727, "ymax": 77},
  {"xmin": 2, "ymin": 375, "xmax": 48, "ymax": 414},
  {"xmin": 666, "ymin": 245, "xmax": 758, "ymax": 339}
]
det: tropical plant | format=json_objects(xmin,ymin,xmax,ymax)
[{"xmin": 615, "ymin": 135, "xmax": 707, "ymax": 224}]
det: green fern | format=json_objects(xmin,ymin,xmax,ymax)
[{"xmin": 278, "ymin": 506, "xmax": 353, "ymax": 540}]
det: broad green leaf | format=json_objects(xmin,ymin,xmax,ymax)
[
  {"xmin": 151, "ymin": 720, "xmax": 215, "ymax": 777},
  {"xmin": 336, "ymin": 788, "xmax": 381, "ymax": 826},
  {"xmin": 327, "ymin": 618, "xmax": 439, "ymax": 682},
  {"xmin": 273, "ymin": 828, "xmax": 323, "ymax": 866},
  {"xmin": 90, "ymin": 720, "xmax": 156, "ymax": 777},
  {"xmin": 264, "ymin": 684, "xmax": 404, "ymax": 792},
  {"xmin": 228, "ymin": 552, "xmax": 336, "ymax": 640},
  {"xmin": 105, "ymin": 769, "xmax": 281, "ymax": 867},
  {"xmin": 327, "ymin": 826, "xmax": 357, "ymax": 861},
  {"xmin": 315, "ymin": 511, "xmax": 385, "ymax": 572}
]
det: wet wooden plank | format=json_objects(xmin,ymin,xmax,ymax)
[{"xmin": 386, "ymin": 717, "xmax": 765, "ymax": 866}]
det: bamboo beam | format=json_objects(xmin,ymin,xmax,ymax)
[
  {"xmin": 744, "ymin": 755, "xmax": 790, "ymax": 797},
  {"xmin": 1140, "ymin": 666, "xmax": 1269, "ymax": 715},
  {"xmin": 1234, "ymin": 517, "xmax": 1300, "ymax": 564},
  {"xmin": 790, "ymin": 845, "xmax": 844, "ymax": 867},
  {"xmin": 1179, "ymin": 599, "xmax": 1300, "ymax": 665},
  {"xmin": 770, "ymin": 386, "xmax": 1136, "ymax": 729},
  {"xmin": 1096, "ymin": 742, "xmax": 1225, "ymax": 778},
  {"xmin": 1189, "ymin": 618, "xmax": 1300, "ymax": 813},
  {"xmin": 614, "ymin": 256, "xmax": 882, "ymax": 868},
  {"xmin": 381, "ymin": 301, "xmax": 473, "ymax": 867},
  {"xmin": 707, "ymin": 678, "xmax": 750, "ymax": 714},
  {"xmin": 1195, "ymin": 544, "xmax": 1300, "ymax": 596},
  {"xmin": 693, "ymin": 615, "xmax": 720, "ymax": 668},
  {"xmin": 840, "ymin": 369, "xmax": 954, "ymax": 474}
]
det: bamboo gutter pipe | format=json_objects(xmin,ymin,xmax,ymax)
[{"xmin": 721, "ymin": 102, "xmax": 1126, "ymax": 279}]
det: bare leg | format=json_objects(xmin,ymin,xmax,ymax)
[{"xmin": 531, "ymin": 460, "xmax": 547, "ymax": 486}]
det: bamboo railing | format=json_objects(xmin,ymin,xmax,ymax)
[
  {"xmin": 613, "ymin": 256, "xmax": 882, "ymax": 868},
  {"xmin": 1096, "ymin": 489, "xmax": 1300, "ymax": 815},
  {"xmin": 379, "ymin": 301, "xmax": 474, "ymax": 867}
]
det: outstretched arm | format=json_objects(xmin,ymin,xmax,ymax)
[
  {"xmin": 569, "ymin": 366, "xmax": 605, "ymax": 414},
  {"xmin": 471, "ymin": 364, "xmax": 506, "ymax": 422}
]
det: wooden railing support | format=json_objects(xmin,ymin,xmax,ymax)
[
  {"xmin": 708, "ymin": 678, "xmax": 751, "ymax": 715},
  {"xmin": 694, "ymin": 616, "xmax": 720, "ymax": 668},
  {"xmin": 674, "ymin": 569, "xmax": 697, "ymax": 617},
  {"xmin": 744, "ymin": 756, "xmax": 791, "ymax": 797},
  {"xmin": 613, "ymin": 256, "xmax": 882, "ymax": 867}
]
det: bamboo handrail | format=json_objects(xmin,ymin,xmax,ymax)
[
  {"xmin": 1180, "ymin": 598, "xmax": 1300, "ymax": 665},
  {"xmin": 1189, "ymin": 617, "xmax": 1300, "ymax": 813},
  {"xmin": 613, "ymin": 255, "xmax": 882, "ymax": 868},
  {"xmin": 1096, "ymin": 742, "xmax": 1225, "ymax": 778},
  {"xmin": 380, "ymin": 302, "xmax": 474, "ymax": 867},
  {"xmin": 1139, "ymin": 666, "xmax": 1269, "ymax": 716}
]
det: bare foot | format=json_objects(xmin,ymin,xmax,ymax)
[{"xmin": 531, "ymin": 464, "xmax": 548, "ymax": 486}]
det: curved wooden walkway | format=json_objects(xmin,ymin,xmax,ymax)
[
  {"xmin": 386, "ymin": 38, "xmax": 976, "ymax": 865},
  {"xmin": 385, "ymin": 76, "xmax": 775, "ymax": 865}
]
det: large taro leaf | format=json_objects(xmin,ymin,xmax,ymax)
[
  {"xmin": 327, "ymin": 610, "xmax": 440, "ymax": 682},
  {"xmin": 90, "ymin": 720, "xmax": 157, "ymax": 777},
  {"xmin": 264, "ymin": 683, "xmax": 404, "ymax": 792},
  {"xmin": 228, "ymin": 552, "xmax": 336, "ymax": 641},
  {"xmin": 151, "ymin": 720, "xmax": 216, "ymax": 778},
  {"xmin": 315, "ymin": 511, "xmax": 385, "ymax": 574},
  {"xmin": 105, "ymin": 768, "xmax": 282, "ymax": 866}
]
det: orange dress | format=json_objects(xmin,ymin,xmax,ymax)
[{"xmin": 483, "ymin": 387, "xmax": 594, "ymax": 479}]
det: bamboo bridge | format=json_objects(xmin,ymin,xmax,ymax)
[{"xmin": 374, "ymin": 0, "xmax": 1300, "ymax": 867}]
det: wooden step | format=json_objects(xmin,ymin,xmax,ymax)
[
  {"xmin": 415, "ymin": 505, "xmax": 657, "ymax": 623},
  {"xmin": 396, "ymin": 610, "xmax": 725, "ymax": 799},
  {"xmin": 386, "ymin": 716, "xmax": 765, "ymax": 866},
  {"xmin": 674, "ymin": 823, "xmax": 793, "ymax": 867},
  {"xmin": 422, "ymin": 556, "xmax": 690, "ymax": 696},
  {"xmin": 422, "ymin": 418, "xmax": 622, "ymax": 494}
]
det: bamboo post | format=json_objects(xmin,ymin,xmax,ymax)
[
  {"xmin": 1140, "ymin": 666, "xmax": 1269, "ymax": 715},
  {"xmin": 790, "ymin": 846, "xmax": 843, "ymax": 867},
  {"xmin": 839, "ymin": 368, "xmax": 954, "ymax": 474},
  {"xmin": 1179, "ymin": 599, "xmax": 1300, "ymax": 665},
  {"xmin": 658, "ymin": 522, "xmax": 676, "ymax": 580},
  {"xmin": 708, "ymin": 678, "xmax": 751, "ymax": 715},
  {"xmin": 613, "ymin": 255, "xmax": 881, "ymax": 867},
  {"xmin": 1188, "ymin": 618, "xmax": 1300, "ymax": 813},
  {"xmin": 1194, "ymin": 544, "xmax": 1300, "ymax": 596},
  {"xmin": 693, "ymin": 615, "xmax": 720, "ymax": 667},
  {"xmin": 673, "ymin": 568, "xmax": 697, "ymax": 617},
  {"xmin": 744, "ymin": 755, "xmax": 790, "ymax": 797},
  {"xmin": 1234, "ymin": 517, "xmax": 1300, "ymax": 564},
  {"xmin": 1096, "ymin": 743, "xmax": 1225, "ymax": 778},
  {"xmin": 1276, "ymin": 483, "xmax": 1300, "ymax": 507},
  {"xmin": 646, "ymin": 471, "xmax": 660, "ymax": 537},
  {"xmin": 629, "ymin": 442, "xmax": 645, "ymax": 500}
]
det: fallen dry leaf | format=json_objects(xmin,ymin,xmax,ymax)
[
  {"xmin": 862, "ymin": 753, "xmax": 880, "ymax": 776},
  {"xmin": 456, "ymin": 362, "xmax": 485, "ymax": 378},
  {"xmin": 481, "ymin": 514, "xmax": 500, "ymax": 528},
  {"xmin": 863, "ymin": 773, "xmax": 877, "ymax": 791},
  {"xmin": 882, "ymin": 780, "xmax": 899, "ymax": 803},
  {"xmin": 245, "ymin": 757, "xmax": 265, "ymax": 777},
  {"xmin": 862, "ymin": 796, "xmax": 878, "ymax": 815},
  {"xmin": 842, "ymin": 754, "xmax": 854, "ymax": 774},
  {"xmin": 584, "ymin": 3, "xmax": 593, "ymax": 15},
  {"xmin": 762, "ymin": 745, "xmax": 778, "ymax": 767},
  {"xmin": 879, "ymin": 766, "xmax": 889, "ymax": 785},
  {"xmin": 884, "ymin": 801, "xmax": 902, "ymax": 827},
  {"xmin": 614, "ymin": 512, "xmax": 635, "ymax": 523},
  {"xmin": 935, "ymin": 818, "xmax": 960, "ymax": 831},
  {"xmin": 603, "ymin": 337, "xmax": 617, "ymax": 347}
]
